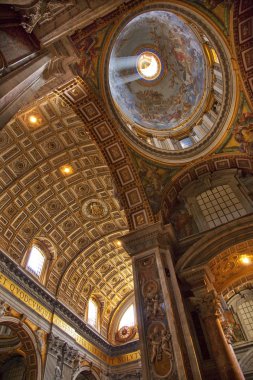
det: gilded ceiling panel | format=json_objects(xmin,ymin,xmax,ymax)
[{"xmin": 0, "ymin": 92, "xmax": 134, "ymax": 336}]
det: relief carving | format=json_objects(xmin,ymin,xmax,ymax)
[
  {"xmin": 148, "ymin": 323, "xmax": 173, "ymax": 377},
  {"xmin": 35, "ymin": 328, "xmax": 45, "ymax": 353},
  {"xmin": 0, "ymin": 300, "xmax": 9, "ymax": 317},
  {"xmin": 55, "ymin": 354, "xmax": 62, "ymax": 380},
  {"xmin": 221, "ymin": 320, "xmax": 238, "ymax": 345},
  {"xmin": 142, "ymin": 279, "xmax": 164, "ymax": 320},
  {"xmin": 137, "ymin": 254, "xmax": 175, "ymax": 379},
  {"xmin": 194, "ymin": 290, "xmax": 223, "ymax": 319},
  {"xmin": 71, "ymin": 354, "xmax": 85, "ymax": 379},
  {"xmin": 18, "ymin": 0, "xmax": 74, "ymax": 33}
]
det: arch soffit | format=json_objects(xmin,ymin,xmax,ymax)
[
  {"xmin": 176, "ymin": 214, "xmax": 253, "ymax": 272},
  {"xmin": 0, "ymin": 316, "xmax": 41, "ymax": 380}
]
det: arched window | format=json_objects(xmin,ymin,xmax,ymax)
[
  {"xmin": 87, "ymin": 299, "xmax": 98, "ymax": 329},
  {"xmin": 118, "ymin": 304, "xmax": 135, "ymax": 330},
  {"xmin": 26, "ymin": 245, "xmax": 45, "ymax": 278}
]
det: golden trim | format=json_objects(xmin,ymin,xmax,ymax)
[
  {"xmin": 0, "ymin": 272, "xmax": 52, "ymax": 322},
  {"xmin": 0, "ymin": 272, "xmax": 140, "ymax": 365}
]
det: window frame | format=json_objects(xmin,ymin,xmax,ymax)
[
  {"xmin": 26, "ymin": 245, "xmax": 45, "ymax": 278},
  {"xmin": 179, "ymin": 170, "xmax": 253, "ymax": 232},
  {"xmin": 87, "ymin": 298, "xmax": 99, "ymax": 331},
  {"xmin": 22, "ymin": 241, "xmax": 52, "ymax": 285}
]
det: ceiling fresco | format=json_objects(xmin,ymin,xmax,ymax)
[{"xmin": 109, "ymin": 10, "xmax": 206, "ymax": 131}]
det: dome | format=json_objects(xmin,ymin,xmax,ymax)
[
  {"xmin": 105, "ymin": 4, "xmax": 235, "ymax": 162},
  {"xmin": 109, "ymin": 11, "xmax": 206, "ymax": 132}
]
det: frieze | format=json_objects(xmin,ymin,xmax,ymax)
[
  {"xmin": 121, "ymin": 223, "xmax": 173, "ymax": 256},
  {"xmin": 0, "ymin": 249, "xmax": 139, "ymax": 358}
]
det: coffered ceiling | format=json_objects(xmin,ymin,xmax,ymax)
[{"xmin": 0, "ymin": 91, "xmax": 134, "ymax": 337}]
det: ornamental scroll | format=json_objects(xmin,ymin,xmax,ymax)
[{"xmin": 137, "ymin": 254, "xmax": 177, "ymax": 379}]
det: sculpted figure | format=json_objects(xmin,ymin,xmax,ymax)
[
  {"xmin": 145, "ymin": 297, "xmax": 153, "ymax": 319},
  {"xmin": 0, "ymin": 300, "xmax": 7, "ymax": 317},
  {"xmin": 152, "ymin": 294, "xmax": 164, "ymax": 317},
  {"xmin": 35, "ymin": 328, "xmax": 45, "ymax": 352},
  {"xmin": 55, "ymin": 354, "xmax": 62, "ymax": 380},
  {"xmin": 222, "ymin": 321, "xmax": 238, "ymax": 344},
  {"xmin": 71, "ymin": 354, "xmax": 84, "ymax": 379},
  {"xmin": 161, "ymin": 329, "xmax": 172, "ymax": 359},
  {"xmin": 149, "ymin": 327, "xmax": 161, "ymax": 363}
]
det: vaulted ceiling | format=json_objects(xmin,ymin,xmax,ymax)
[{"xmin": 0, "ymin": 90, "xmax": 134, "ymax": 337}]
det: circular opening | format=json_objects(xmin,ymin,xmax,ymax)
[{"xmin": 137, "ymin": 51, "xmax": 161, "ymax": 80}]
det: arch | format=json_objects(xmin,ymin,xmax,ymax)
[
  {"xmin": 176, "ymin": 214, "xmax": 253, "ymax": 272},
  {"xmin": 108, "ymin": 292, "xmax": 137, "ymax": 344},
  {"xmin": 0, "ymin": 316, "xmax": 41, "ymax": 380},
  {"xmin": 73, "ymin": 365, "xmax": 100, "ymax": 380}
]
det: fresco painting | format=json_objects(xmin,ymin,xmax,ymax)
[
  {"xmin": 109, "ymin": 11, "xmax": 206, "ymax": 131},
  {"xmin": 219, "ymin": 96, "xmax": 253, "ymax": 156},
  {"xmin": 133, "ymin": 153, "xmax": 178, "ymax": 213},
  {"xmin": 71, "ymin": 25, "xmax": 111, "ymax": 89},
  {"xmin": 167, "ymin": 199, "xmax": 199, "ymax": 239}
]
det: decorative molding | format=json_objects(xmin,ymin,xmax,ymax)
[
  {"xmin": 120, "ymin": 223, "xmax": 175, "ymax": 257},
  {"xmin": 0, "ymin": 249, "xmax": 139, "ymax": 358}
]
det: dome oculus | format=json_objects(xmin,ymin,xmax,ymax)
[{"xmin": 137, "ymin": 52, "xmax": 161, "ymax": 80}]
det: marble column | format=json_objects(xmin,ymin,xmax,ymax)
[
  {"xmin": 181, "ymin": 266, "xmax": 245, "ymax": 380},
  {"xmin": 121, "ymin": 222, "xmax": 202, "ymax": 380}
]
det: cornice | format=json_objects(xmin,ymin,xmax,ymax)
[{"xmin": 120, "ymin": 222, "xmax": 176, "ymax": 256}]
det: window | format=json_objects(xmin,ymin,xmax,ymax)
[
  {"xmin": 197, "ymin": 185, "xmax": 246, "ymax": 229},
  {"xmin": 87, "ymin": 299, "xmax": 98, "ymax": 329},
  {"xmin": 26, "ymin": 245, "xmax": 45, "ymax": 278},
  {"xmin": 238, "ymin": 300, "xmax": 253, "ymax": 339},
  {"xmin": 180, "ymin": 137, "xmax": 193, "ymax": 149},
  {"xmin": 119, "ymin": 304, "xmax": 135, "ymax": 329}
]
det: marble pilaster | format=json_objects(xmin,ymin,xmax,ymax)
[{"xmin": 121, "ymin": 222, "xmax": 202, "ymax": 380}]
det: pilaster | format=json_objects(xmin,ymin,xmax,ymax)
[{"xmin": 121, "ymin": 222, "xmax": 202, "ymax": 380}]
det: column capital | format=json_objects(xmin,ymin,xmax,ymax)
[{"xmin": 120, "ymin": 222, "xmax": 175, "ymax": 257}]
